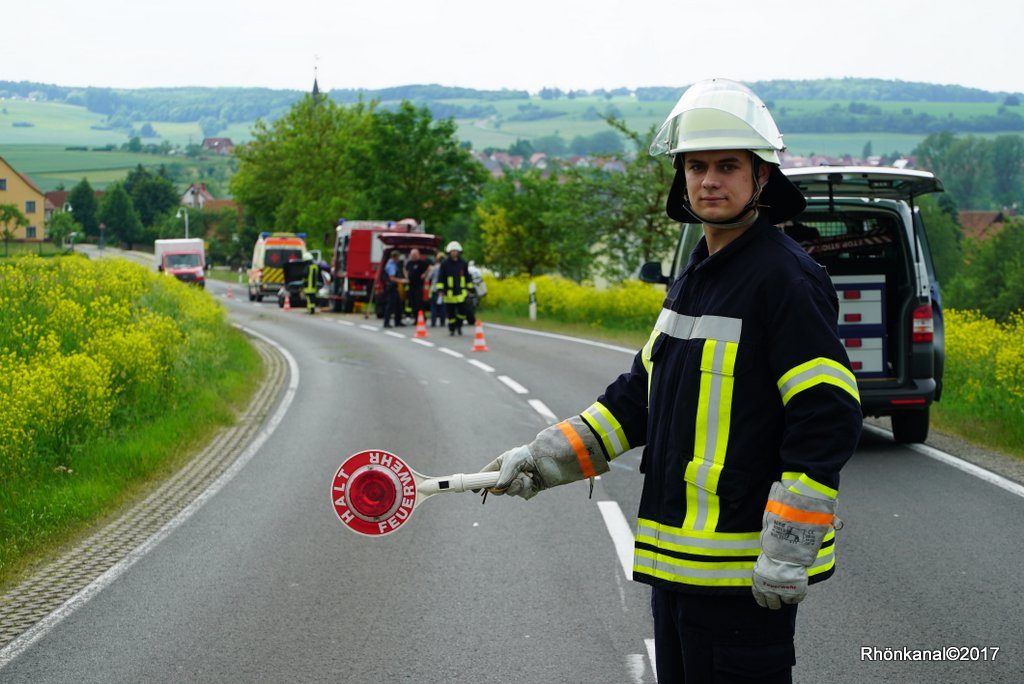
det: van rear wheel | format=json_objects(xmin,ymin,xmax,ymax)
[{"xmin": 892, "ymin": 408, "xmax": 930, "ymax": 444}]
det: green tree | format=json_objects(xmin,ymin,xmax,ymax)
[
  {"xmin": 569, "ymin": 130, "xmax": 624, "ymax": 156},
  {"xmin": 355, "ymin": 101, "xmax": 488, "ymax": 229},
  {"xmin": 124, "ymin": 165, "xmax": 179, "ymax": 228},
  {"xmin": 98, "ymin": 183, "xmax": 144, "ymax": 250},
  {"xmin": 915, "ymin": 132, "xmax": 994, "ymax": 209},
  {"xmin": 67, "ymin": 178, "xmax": 99, "ymax": 238},
  {"xmin": 203, "ymin": 207, "xmax": 247, "ymax": 268},
  {"xmin": 476, "ymin": 169, "xmax": 566, "ymax": 277},
  {"xmin": 45, "ymin": 211, "xmax": 77, "ymax": 248},
  {"xmin": 991, "ymin": 134, "xmax": 1024, "ymax": 209},
  {"xmin": 0, "ymin": 203, "xmax": 28, "ymax": 255},
  {"xmin": 533, "ymin": 134, "xmax": 568, "ymax": 156},
  {"xmin": 917, "ymin": 194, "xmax": 963, "ymax": 284},
  {"xmin": 946, "ymin": 218, "xmax": 1024, "ymax": 320},
  {"xmin": 508, "ymin": 138, "xmax": 535, "ymax": 158},
  {"xmin": 554, "ymin": 117, "xmax": 677, "ymax": 282},
  {"xmin": 230, "ymin": 95, "xmax": 375, "ymax": 251}
]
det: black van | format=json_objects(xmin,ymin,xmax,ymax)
[{"xmin": 645, "ymin": 166, "xmax": 944, "ymax": 443}]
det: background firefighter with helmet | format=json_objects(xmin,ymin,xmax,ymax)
[
  {"xmin": 435, "ymin": 241, "xmax": 476, "ymax": 336},
  {"xmin": 477, "ymin": 79, "xmax": 863, "ymax": 683}
]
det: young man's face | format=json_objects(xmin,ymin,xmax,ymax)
[{"xmin": 682, "ymin": 150, "xmax": 767, "ymax": 223}]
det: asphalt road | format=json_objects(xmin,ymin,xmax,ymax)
[{"xmin": 2, "ymin": 273, "xmax": 1022, "ymax": 683}]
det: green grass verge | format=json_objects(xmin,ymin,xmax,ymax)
[
  {"xmin": 0, "ymin": 328, "xmax": 263, "ymax": 591},
  {"xmin": 932, "ymin": 403, "xmax": 1024, "ymax": 460},
  {"xmin": 0, "ymin": 241, "xmax": 67, "ymax": 258}
]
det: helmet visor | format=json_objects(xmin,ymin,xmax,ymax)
[{"xmin": 649, "ymin": 79, "xmax": 785, "ymax": 159}]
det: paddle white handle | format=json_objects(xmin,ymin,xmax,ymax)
[{"xmin": 418, "ymin": 472, "xmax": 502, "ymax": 497}]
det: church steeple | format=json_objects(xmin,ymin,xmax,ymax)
[{"xmin": 312, "ymin": 60, "xmax": 323, "ymax": 105}]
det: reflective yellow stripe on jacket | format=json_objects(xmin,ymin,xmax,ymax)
[
  {"xmin": 581, "ymin": 402, "xmax": 630, "ymax": 460},
  {"xmin": 654, "ymin": 310, "xmax": 742, "ymax": 533},
  {"xmin": 778, "ymin": 357, "xmax": 860, "ymax": 405}
]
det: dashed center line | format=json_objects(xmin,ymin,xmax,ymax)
[
  {"xmin": 497, "ymin": 375, "xmax": 528, "ymax": 394},
  {"xmin": 528, "ymin": 399, "xmax": 557, "ymax": 423},
  {"xmin": 343, "ymin": 319, "xmax": 556, "ymax": 424}
]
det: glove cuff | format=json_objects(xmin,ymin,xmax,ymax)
[
  {"xmin": 760, "ymin": 481, "xmax": 836, "ymax": 567},
  {"xmin": 531, "ymin": 415, "xmax": 610, "ymax": 482}
]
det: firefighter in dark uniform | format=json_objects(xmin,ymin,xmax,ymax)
[
  {"xmin": 435, "ymin": 241, "xmax": 476, "ymax": 336},
  {"xmin": 479, "ymin": 79, "xmax": 863, "ymax": 683}
]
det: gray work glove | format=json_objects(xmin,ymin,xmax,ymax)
[
  {"xmin": 480, "ymin": 416, "xmax": 609, "ymax": 500},
  {"xmin": 752, "ymin": 481, "xmax": 836, "ymax": 610}
]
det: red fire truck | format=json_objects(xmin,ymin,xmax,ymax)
[{"xmin": 328, "ymin": 219, "xmax": 441, "ymax": 313}]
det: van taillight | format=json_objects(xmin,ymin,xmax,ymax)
[{"xmin": 912, "ymin": 304, "xmax": 934, "ymax": 343}]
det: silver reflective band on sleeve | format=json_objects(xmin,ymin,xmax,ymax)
[{"xmin": 654, "ymin": 309, "xmax": 742, "ymax": 343}]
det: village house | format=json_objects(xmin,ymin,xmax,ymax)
[
  {"xmin": 181, "ymin": 182, "xmax": 216, "ymax": 209},
  {"xmin": 201, "ymin": 138, "xmax": 235, "ymax": 155},
  {"xmin": 959, "ymin": 209, "xmax": 1015, "ymax": 240},
  {"xmin": 0, "ymin": 156, "xmax": 46, "ymax": 241}
]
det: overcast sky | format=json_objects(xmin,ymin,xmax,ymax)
[{"xmin": 5, "ymin": 0, "xmax": 1022, "ymax": 95}]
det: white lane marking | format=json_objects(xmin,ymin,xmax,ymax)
[
  {"xmin": 467, "ymin": 359, "xmax": 494, "ymax": 372},
  {"xmin": 597, "ymin": 501, "xmax": 635, "ymax": 579},
  {"xmin": 359, "ymin": 325, "xmax": 379, "ymax": 332},
  {"xmin": 625, "ymin": 653, "xmax": 646, "ymax": 684},
  {"xmin": 528, "ymin": 399, "xmax": 557, "ymax": 424},
  {"xmin": 484, "ymin": 322, "xmax": 635, "ymax": 354},
  {"xmin": 336, "ymin": 320, "xmax": 354, "ymax": 326},
  {"xmin": 498, "ymin": 375, "xmax": 529, "ymax": 394},
  {"xmin": 384, "ymin": 331, "xmax": 405, "ymax": 339},
  {"xmin": 597, "ymin": 501, "xmax": 658, "ymax": 682},
  {"xmin": 439, "ymin": 347, "xmax": 464, "ymax": 358},
  {"xmin": 863, "ymin": 424, "xmax": 1024, "ymax": 499},
  {"xmin": 411, "ymin": 338, "xmax": 435, "ymax": 348},
  {"xmin": 645, "ymin": 639, "xmax": 658, "ymax": 683},
  {"xmin": 0, "ymin": 326, "xmax": 300, "ymax": 670}
]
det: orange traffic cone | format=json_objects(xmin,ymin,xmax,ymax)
[
  {"xmin": 471, "ymin": 319, "xmax": 489, "ymax": 352},
  {"xmin": 283, "ymin": 294, "xmax": 291, "ymax": 311},
  {"xmin": 227, "ymin": 285, "xmax": 234, "ymax": 299},
  {"xmin": 415, "ymin": 310, "xmax": 428, "ymax": 338}
]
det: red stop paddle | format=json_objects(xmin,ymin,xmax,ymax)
[{"xmin": 330, "ymin": 450, "xmax": 501, "ymax": 537}]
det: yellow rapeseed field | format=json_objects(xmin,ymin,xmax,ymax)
[
  {"xmin": 943, "ymin": 309, "xmax": 1024, "ymax": 403},
  {"xmin": 483, "ymin": 274, "xmax": 664, "ymax": 331},
  {"xmin": 0, "ymin": 255, "xmax": 229, "ymax": 478}
]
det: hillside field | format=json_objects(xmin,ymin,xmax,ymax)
[{"xmin": 2, "ymin": 91, "xmax": 1019, "ymax": 191}]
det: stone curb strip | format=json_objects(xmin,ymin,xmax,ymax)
[{"xmin": 0, "ymin": 335, "xmax": 288, "ymax": 650}]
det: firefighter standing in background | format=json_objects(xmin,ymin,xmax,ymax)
[
  {"xmin": 435, "ymin": 241, "xmax": 475, "ymax": 336},
  {"xmin": 303, "ymin": 257, "xmax": 320, "ymax": 315},
  {"xmin": 382, "ymin": 251, "xmax": 407, "ymax": 328},
  {"xmin": 404, "ymin": 248, "xmax": 430, "ymax": 322},
  {"xmin": 478, "ymin": 79, "xmax": 863, "ymax": 683}
]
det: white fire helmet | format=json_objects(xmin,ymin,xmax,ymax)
[
  {"xmin": 649, "ymin": 78, "xmax": 786, "ymax": 164},
  {"xmin": 446, "ymin": 241, "xmax": 463, "ymax": 253},
  {"xmin": 652, "ymin": 78, "xmax": 805, "ymax": 225}
]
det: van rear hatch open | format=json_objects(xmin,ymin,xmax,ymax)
[{"xmin": 782, "ymin": 166, "xmax": 945, "ymax": 442}]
